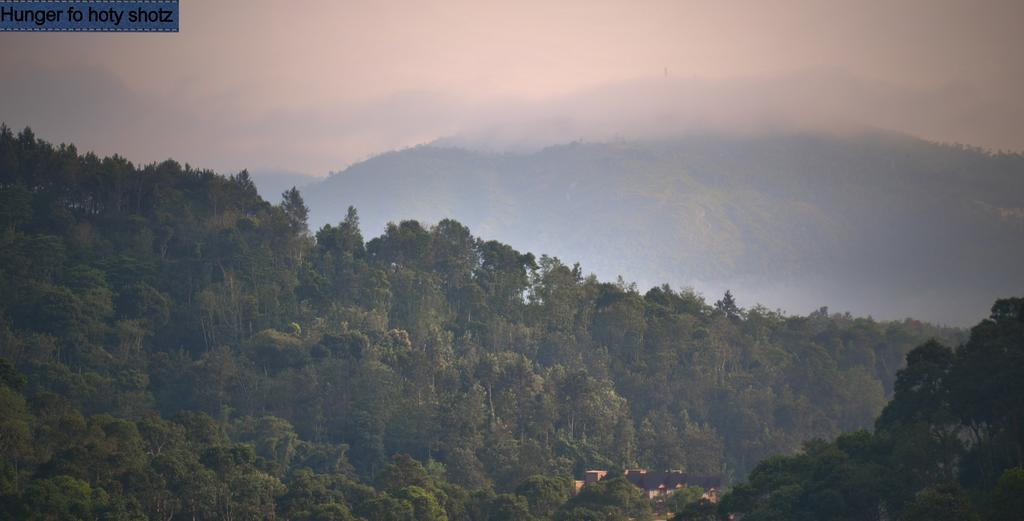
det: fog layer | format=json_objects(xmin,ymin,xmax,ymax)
[{"xmin": 2, "ymin": 0, "xmax": 1023, "ymax": 174}]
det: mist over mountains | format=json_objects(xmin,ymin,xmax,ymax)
[{"xmin": 301, "ymin": 132, "xmax": 1024, "ymax": 326}]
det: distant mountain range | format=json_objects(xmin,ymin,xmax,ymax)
[{"xmin": 295, "ymin": 132, "xmax": 1024, "ymax": 325}]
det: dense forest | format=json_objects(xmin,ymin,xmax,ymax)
[
  {"xmin": 2, "ymin": 126, "xmax": 1015, "ymax": 520},
  {"xmin": 721, "ymin": 297, "xmax": 1024, "ymax": 521}
]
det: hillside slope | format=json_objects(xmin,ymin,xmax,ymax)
[
  {"xmin": 305, "ymin": 133, "xmax": 1024, "ymax": 325},
  {"xmin": 0, "ymin": 127, "xmax": 970, "ymax": 520}
]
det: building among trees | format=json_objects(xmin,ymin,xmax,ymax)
[{"xmin": 577, "ymin": 469, "xmax": 723, "ymax": 502}]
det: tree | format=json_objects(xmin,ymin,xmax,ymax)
[
  {"xmin": 0, "ymin": 379, "xmax": 32, "ymax": 495},
  {"xmin": 115, "ymin": 282, "xmax": 170, "ymax": 332},
  {"xmin": 359, "ymin": 494, "xmax": 415, "ymax": 521},
  {"xmin": 279, "ymin": 470, "xmax": 357, "ymax": 521},
  {"xmin": 950, "ymin": 298, "xmax": 1024, "ymax": 470},
  {"xmin": 376, "ymin": 454, "xmax": 432, "ymax": 493},
  {"xmin": 282, "ymin": 186, "xmax": 310, "ymax": 234},
  {"xmin": 18, "ymin": 475, "xmax": 107, "ymax": 521},
  {"xmin": 664, "ymin": 486, "xmax": 704, "ymax": 516},
  {"xmin": 515, "ymin": 474, "xmax": 571, "ymax": 518},
  {"xmin": 555, "ymin": 476, "xmax": 653, "ymax": 521},
  {"xmin": 991, "ymin": 467, "xmax": 1024, "ymax": 521},
  {"xmin": 0, "ymin": 183, "xmax": 32, "ymax": 232},
  {"xmin": 484, "ymin": 493, "xmax": 534, "ymax": 521},
  {"xmin": 713, "ymin": 291, "xmax": 741, "ymax": 320},
  {"xmin": 233, "ymin": 415, "xmax": 300, "ymax": 476},
  {"xmin": 898, "ymin": 484, "xmax": 978, "ymax": 521},
  {"xmin": 393, "ymin": 485, "xmax": 448, "ymax": 521},
  {"xmin": 669, "ymin": 498, "xmax": 718, "ymax": 521}
]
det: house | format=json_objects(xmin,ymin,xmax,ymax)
[
  {"xmin": 685, "ymin": 473, "xmax": 724, "ymax": 503},
  {"xmin": 579, "ymin": 469, "xmax": 724, "ymax": 503},
  {"xmin": 623, "ymin": 469, "xmax": 687, "ymax": 499},
  {"xmin": 574, "ymin": 469, "xmax": 608, "ymax": 494},
  {"xmin": 584, "ymin": 469, "xmax": 608, "ymax": 484}
]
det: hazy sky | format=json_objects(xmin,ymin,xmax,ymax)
[{"xmin": 2, "ymin": 0, "xmax": 1023, "ymax": 175}]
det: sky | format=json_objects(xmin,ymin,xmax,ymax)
[{"xmin": 2, "ymin": 0, "xmax": 1024, "ymax": 175}]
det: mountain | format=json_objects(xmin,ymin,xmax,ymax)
[
  {"xmin": 304, "ymin": 132, "xmax": 1024, "ymax": 325},
  {"xmin": 0, "ymin": 127, "xmax": 975, "ymax": 520}
]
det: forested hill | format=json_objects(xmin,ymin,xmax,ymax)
[
  {"xmin": 719, "ymin": 298, "xmax": 1024, "ymax": 520},
  {"xmin": 304, "ymin": 133, "xmax": 1024, "ymax": 326},
  {"xmin": 0, "ymin": 126, "xmax": 970, "ymax": 519}
]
